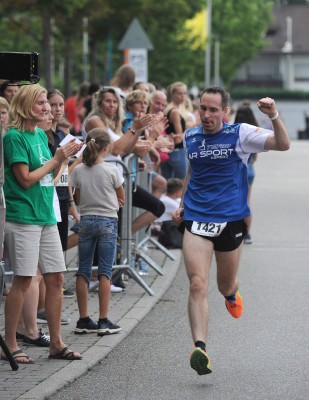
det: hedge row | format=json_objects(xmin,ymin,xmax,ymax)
[{"xmin": 230, "ymin": 87, "xmax": 309, "ymax": 100}]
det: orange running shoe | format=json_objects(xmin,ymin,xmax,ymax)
[
  {"xmin": 225, "ymin": 291, "xmax": 243, "ymax": 318},
  {"xmin": 190, "ymin": 347, "xmax": 212, "ymax": 375}
]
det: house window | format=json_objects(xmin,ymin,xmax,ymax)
[{"xmin": 295, "ymin": 63, "xmax": 309, "ymax": 81}]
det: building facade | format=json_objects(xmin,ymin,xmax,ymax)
[{"xmin": 233, "ymin": 4, "xmax": 309, "ymax": 91}]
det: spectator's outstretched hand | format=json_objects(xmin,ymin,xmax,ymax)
[
  {"xmin": 173, "ymin": 208, "xmax": 184, "ymax": 223},
  {"xmin": 134, "ymin": 139, "xmax": 152, "ymax": 158},
  {"xmin": 133, "ymin": 112, "xmax": 156, "ymax": 132},
  {"xmin": 148, "ymin": 114, "xmax": 168, "ymax": 141}
]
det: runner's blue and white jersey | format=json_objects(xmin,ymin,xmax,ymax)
[{"xmin": 183, "ymin": 123, "xmax": 272, "ymax": 223}]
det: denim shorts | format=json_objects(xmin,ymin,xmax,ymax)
[{"xmin": 77, "ymin": 215, "xmax": 118, "ymax": 282}]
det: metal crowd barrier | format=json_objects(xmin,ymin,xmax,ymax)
[
  {"xmin": 103, "ymin": 154, "xmax": 175, "ymax": 295},
  {"xmin": 108, "ymin": 153, "xmax": 176, "ymax": 295},
  {"xmin": 106, "ymin": 154, "xmax": 157, "ymax": 296}
]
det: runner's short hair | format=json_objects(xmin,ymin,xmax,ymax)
[{"xmin": 200, "ymin": 86, "xmax": 230, "ymax": 109}]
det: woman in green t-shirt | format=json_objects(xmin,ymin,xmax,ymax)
[{"xmin": 2, "ymin": 84, "xmax": 81, "ymax": 364}]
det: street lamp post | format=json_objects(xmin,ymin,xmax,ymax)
[
  {"xmin": 205, "ymin": 0, "xmax": 212, "ymax": 87},
  {"xmin": 83, "ymin": 17, "xmax": 89, "ymax": 82},
  {"xmin": 214, "ymin": 36, "xmax": 220, "ymax": 86},
  {"xmin": 281, "ymin": 16, "xmax": 293, "ymax": 90}
]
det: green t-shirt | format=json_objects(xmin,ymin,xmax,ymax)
[{"xmin": 3, "ymin": 127, "xmax": 56, "ymax": 225}]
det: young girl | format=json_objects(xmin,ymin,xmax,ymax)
[{"xmin": 71, "ymin": 128, "xmax": 125, "ymax": 336}]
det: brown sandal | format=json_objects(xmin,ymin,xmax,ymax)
[
  {"xmin": 1, "ymin": 349, "xmax": 34, "ymax": 364},
  {"xmin": 48, "ymin": 346, "xmax": 82, "ymax": 360}
]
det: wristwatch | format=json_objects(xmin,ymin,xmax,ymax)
[{"xmin": 129, "ymin": 127, "xmax": 136, "ymax": 135}]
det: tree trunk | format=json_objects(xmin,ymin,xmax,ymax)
[
  {"xmin": 64, "ymin": 38, "xmax": 72, "ymax": 98},
  {"xmin": 89, "ymin": 39, "xmax": 97, "ymax": 83}
]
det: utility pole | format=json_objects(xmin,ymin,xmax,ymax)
[
  {"xmin": 106, "ymin": 33, "xmax": 113, "ymax": 82},
  {"xmin": 83, "ymin": 17, "xmax": 89, "ymax": 82},
  {"xmin": 205, "ymin": 0, "xmax": 212, "ymax": 87},
  {"xmin": 281, "ymin": 16, "xmax": 293, "ymax": 90},
  {"xmin": 214, "ymin": 36, "xmax": 220, "ymax": 86}
]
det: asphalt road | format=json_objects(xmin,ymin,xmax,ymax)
[{"xmin": 50, "ymin": 141, "xmax": 309, "ymax": 400}]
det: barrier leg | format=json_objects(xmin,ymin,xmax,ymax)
[
  {"xmin": 135, "ymin": 249, "xmax": 164, "ymax": 276},
  {"xmin": 138, "ymin": 236, "xmax": 176, "ymax": 261},
  {"xmin": 112, "ymin": 264, "xmax": 154, "ymax": 296}
]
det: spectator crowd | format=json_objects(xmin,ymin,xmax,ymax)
[{"xmin": 0, "ymin": 63, "xmax": 259, "ymax": 365}]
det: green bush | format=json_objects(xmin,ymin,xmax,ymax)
[{"xmin": 230, "ymin": 86, "xmax": 309, "ymax": 100}]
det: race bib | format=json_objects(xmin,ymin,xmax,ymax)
[
  {"xmin": 56, "ymin": 166, "xmax": 69, "ymax": 187},
  {"xmin": 191, "ymin": 221, "xmax": 227, "ymax": 237}
]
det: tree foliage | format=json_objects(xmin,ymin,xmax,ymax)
[
  {"xmin": 211, "ymin": 0, "xmax": 274, "ymax": 85},
  {"xmin": 0, "ymin": 0, "xmax": 276, "ymax": 91},
  {"xmin": 139, "ymin": 0, "xmax": 205, "ymax": 87}
]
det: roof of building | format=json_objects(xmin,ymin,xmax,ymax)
[{"xmin": 264, "ymin": 4, "xmax": 309, "ymax": 54}]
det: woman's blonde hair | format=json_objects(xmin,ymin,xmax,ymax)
[
  {"xmin": 125, "ymin": 89, "xmax": 150, "ymax": 112},
  {"xmin": 90, "ymin": 87, "xmax": 124, "ymax": 135},
  {"xmin": 9, "ymin": 84, "xmax": 47, "ymax": 131},
  {"xmin": 167, "ymin": 81, "xmax": 187, "ymax": 102},
  {"xmin": 0, "ymin": 96, "xmax": 9, "ymax": 111},
  {"xmin": 166, "ymin": 81, "xmax": 188, "ymax": 117},
  {"xmin": 83, "ymin": 127, "xmax": 112, "ymax": 167},
  {"xmin": 110, "ymin": 64, "xmax": 135, "ymax": 91}
]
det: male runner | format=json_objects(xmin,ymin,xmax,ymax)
[{"xmin": 174, "ymin": 86, "xmax": 290, "ymax": 375}]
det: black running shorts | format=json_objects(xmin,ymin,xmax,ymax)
[{"xmin": 184, "ymin": 219, "xmax": 247, "ymax": 252}]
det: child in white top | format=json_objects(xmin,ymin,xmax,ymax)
[
  {"xmin": 157, "ymin": 178, "xmax": 184, "ymax": 249},
  {"xmin": 157, "ymin": 178, "xmax": 184, "ymax": 222}
]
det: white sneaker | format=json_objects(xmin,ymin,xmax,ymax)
[
  {"xmin": 111, "ymin": 284, "xmax": 123, "ymax": 293},
  {"xmin": 89, "ymin": 280, "xmax": 99, "ymax": 292},
  {"xmin": 138, "ymin": 270, "xmax": 149, "ymax": 276}
]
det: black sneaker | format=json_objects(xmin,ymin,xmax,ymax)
[
  {"xmin": 74, "ymin": 317, "xmax": 98, "ymax": 334},
  {"xmin": 97, "ymin": 319, "xmax": 122, "ymax": 336}
]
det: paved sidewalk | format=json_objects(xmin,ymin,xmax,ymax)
[{"xmin": 0, "ymin": 247, "xmax": 182, "ymax": 400}]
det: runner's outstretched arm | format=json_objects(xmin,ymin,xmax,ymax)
[{"xmin": 257, "ymin": 97, "xmax": 290, "ymax": 151}]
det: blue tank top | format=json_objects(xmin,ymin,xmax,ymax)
[{"xmin": 183, "ymin": 123, "xmax": 251, "ymax": 223}]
